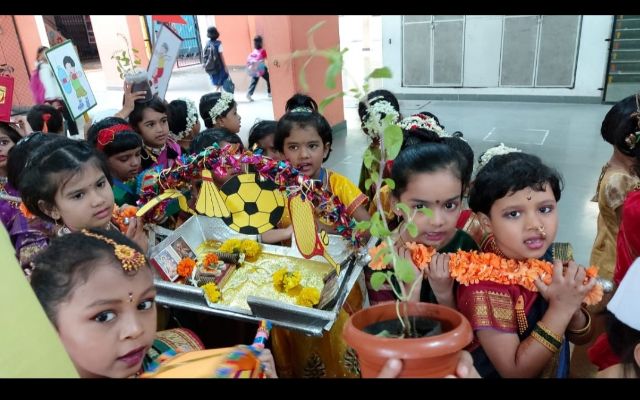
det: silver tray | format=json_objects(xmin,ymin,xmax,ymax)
[{"xmin": 149, "ymin": 215, "xmax": 368, "ymax": 337}]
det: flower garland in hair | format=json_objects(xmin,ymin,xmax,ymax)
[
  {"xmin": 135, "ymin": 144, "xmax": 363, "ymax": 246},
  {"xmin": 362, "ymin": 99, "xmax": 400, "ymax": 139},
  {"xmin": 398, "ymin": 242, "xmax": 604, "ymax": 306},
  {"xmin": 399, "ymin": 113, "xmax": 447, "ymax": 137},
  {"xmin": 477, "ymin": 143, "xmax": 522, "ymax": 170},
  {"xmin": 208, "ymin": 92, "xmax": 234, "ymax": 121},
  {"xmin": 174, "ymin": 98, "xmax": 198, "ymax": 140}
]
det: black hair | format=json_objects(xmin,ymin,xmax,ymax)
[
  {"xmin": 189, "ymin": 128, "xmax": 244, "ymax": 155},
  {"xmin": 284, "ymin": 93, "xmax": 318, "ymax": 113},
  {"xmin": 168, "ymin": 99, "xmax": 199, "ymax": 138},
  {"xmin": 19, "ymin": 138, "xmax": 112, "ymax": 223},
  {"xmin": 128, "ymin": 96, "xmax": 168, "ymax": 133},
  {"xmin": 248, "ymin": 120, "xmax": 277, "ymax": 150},
  {"xmin": 275, "ymin": 94, "xmax": 332, "ymax": 162},
  {"xmin": 62, "ymin": 56, "xmax": 75, "ymax": 67},
  {"xmin": 358, "ymin": 89, "xmax": 401, "ymax": 131},
  {"xmin": 26, "ymin": 104, "xmax": 64, "ymax": 134},
  {"xmin": 207, "ymin": 26, "xmax": 220, "ymax": 40},
  {"xmin": 417, "ymin": 111, "xmax": 444, "ymax": 131},
  {"xmin": 469, "ymin": 152, "xmax": 563, "ymax": 216},
  {"xmin": 0, "ymin": 122, "xmax": 23, "ymax": 146},
  {"xmin": 199, "ymin": 92, "xmax": 237, "ymax": 128},
  {"xmin": 7, "ymin": 132, "xmax": 63, "ymax": 189},
  {"xmin": 87, "ymin": 117, "xmax": 142, "ymax": 158},
  {"xmin": 254, "ymin": 35, "xmax": 263, "ymax": 50},
  {"xmin": 605, "ymin": 309, "xmax": 640, "ymax": 378},
  {"xmin": 601, "ymin": 94, "xmax": 639, "ymax": 149},
  {"xmin": 30, "ymin": 228, "xmax": 148, "ymax": 326},
  {"xmin": 36, "ymin": 46, "xmax": 48, "ymax": 58},
  {"xmin": 391, "ymin": 128, "xmax": 467, "ymax": 198},
  {"xmin": 442, "ymin": 135, "xmax": 474, "ymax": 188}
]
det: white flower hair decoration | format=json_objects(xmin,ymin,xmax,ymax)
[
  {"xmin": 477, "ymin": 143, "xmax": 522, "ymax": 170},
  {"xmin": 174, "ymin": 98, "xmax": 198, "ymax": 140},
  {"xmin": 399, "ymin": 113, "xmax": 447, "ymax": 137},
  {"xmin": 362, "ymin": 99, "xmax": 400, "ymax": 138},
  {"xmin": 208, "ymin": 92, "xmax": 235, "ymax": 121}
]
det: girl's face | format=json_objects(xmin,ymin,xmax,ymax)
[
  {"xmin": 393, "ymin": 169, "xmax": 462, "ymax": 250},
  {"xmin": 258, "ymin": 133, "xmax": 283, "ymax": 160},
  {"xmin": 480, "ymin": 184, "xmax": 558, "ymax": 260},
  {"xmin": 188, "ymin": 119, "xmax": 201, "ymax": 140},
  {"xmin": 283, "ymin": 125, "xmax": 329, "ymax": 180},
  {"xmin": 55, "ymin": 259, "xmax": 156, "ymax": 378},
  {"xmin": 0, "ymin": 132, "xmax": 16, "ymax": 172},
  {"xmin": 44, "ymin": 162, "xmax": 115, "ymax": 231},
  {"xmin": 107, "ymin": 147, "xmax": 142, "ymax": 182},
  {"xmin": 137, "ymin": 108, "xmax": 169, "ymax": 148},
  {"xmin": 216, "ymin": 105, "xmax": 241, "ymax": 134}
]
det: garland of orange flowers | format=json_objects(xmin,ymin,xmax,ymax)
[
  {"xmin": 369, "ymin": 242, "xmax": 603, "ymax": 306},
  {"xmin": 112, "ymin": 205, "xmax": 138, "ymax": 234},
  {"xmin": 177, "ymin": 258, "xmax": 196, "ymax": 278}
]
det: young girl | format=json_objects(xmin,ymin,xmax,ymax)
[
  {"xmin": 87, "ymin": 117, "xmax": 142, "ymax": 207},
  {"xmin": 0, "ymin": 124, "xmax": 50, "ymax": 270},
  {"xmin": 203, "ymin": 26, "xmax": 229, "ymax": 92},
  {"xmin": 248, "ymin": 120, "xmax": 281, "ymax": 160},
  {"xmin": 26, "ymin": 104, "xmax": 64, "ymax": 134},
  {"xmin": 246, "ymin": 35, "xmax": 271, "ymax": 102},
  {"xmin": 199, "ymin": 92, "xmax": 241, "ymax": 134},
  {"xmin": 168, "ymin": 98, "xmax": 201, "ymax": 153},
  {"xmin": 128, "ymin": 97, "xmax": 181, "ymax": 170},
  {"xmin": 189, "ymin": 128, "xmax": 245, "ymax": 188},
  {"xmin": 459, "ymin": 151, "xmax": 595, "ymax": 378},
  {"xmin": 18, "ymin": 138, "xmax": 147, "ymax": 253},
  {"xmin": 368, "ymin": 128, "xmax": 478, "ymax": 307},
  {"xmin": 29, "ymin": 228, "xmax": 277, "ymax": 378}
]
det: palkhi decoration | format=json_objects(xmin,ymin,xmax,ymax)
[
  {"xmin": 135, "ymin": 144, "xmax": 362, "ymax": 245},
  {"xmin": 401, "ymin": 242, "xmax": 604, "ymax": 306}
]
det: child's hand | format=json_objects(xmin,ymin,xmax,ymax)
[
  {"xmin": 125, "ymin": 216, "xmax": 149, "ymax": 254},
  {"xmin": 424, "ymin": 253, "xmax": 454, "ymax": 298},
  {"xmin": 258, "ymin": 349, "xmax": 278, "ymax": 378},
  {"xmin": 535, "ymin": 260, "xmax": 596, "ymax": 316},
  {"xmin": 117, "ymin": 81, "xmax": 148, "ymax": 118}
]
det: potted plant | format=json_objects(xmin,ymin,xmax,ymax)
[{"xmin": 112, "ymin": 33, "xmax": 152, "ymax": 102}]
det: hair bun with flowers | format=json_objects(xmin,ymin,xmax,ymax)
[
  {"xmin": 208, "ymin": 92, "xmax": 235, "ymax": 121},
  {"xmin": 362, "ymin": 98, "xmax": 400, "ymax": 138},
  {"xmin": 173, "ymin": 98, "xmax": 199, "ymax": 140},
  {"xmin": 477, "ymin": 143, "xmax": 522, "ymax": 170},
  {"xmin": 97, "ymin": 123, "xmax": 133, "ymax": 150},
  {"xmin": 399, "ymin": 113, "xmax": 447, "ymax": 137},
  {"xmin": 289, "ymin": 106, "xmax": 314, "ymax": 114}
]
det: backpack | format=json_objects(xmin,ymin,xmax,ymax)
[
  {"xmin": 29, "ymin": 64, "xmax": 45, "ymax": 104},
  {"xmin": 203, "ymin": 41, "xmax": 223, "ymax": 74}
]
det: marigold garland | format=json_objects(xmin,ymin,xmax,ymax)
[
  {"xmin": 112, "ymin": 205, "xmax": 138, "ymax": 234},
  {"xmin": 273, "ymin": 268, "xmax": 302, "ymax": 295},
  {"xmin": 202, "ymin": 253, "xmax": 220, "ymax": 269},
  {"xmin": 202, "ymin": 282, "xmax": 221, "ymax": 303},
  {"xmin": 177, "ymin": 258, "xmax": 196, "ymax": 278},
  {"xmin": 373, "ymin": 242, "xmax": 604, "ymax": 306},
  {"xmin": 296, "ymin": 287, "xmax": 320, "ymax": 307},
  {"xmin": 240, "ymin": 239, "xmax": 262, "ymax": 260},
  {"xmin": 219, "ymin": 238, "xmax": 242, "ymax": 254}
]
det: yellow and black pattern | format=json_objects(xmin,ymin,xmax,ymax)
[{"xmin": 219, "ymin": 173, "xmax": 285, "ymax": 234}]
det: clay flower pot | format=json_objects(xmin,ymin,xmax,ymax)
[{"xmin": 343, "ymin": 301, "xmax": 473, "ymax": 378}]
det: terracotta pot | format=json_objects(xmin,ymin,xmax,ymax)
[{"xmin": 343, "ymin": 301, "xmax": 473, "ymax": 378}]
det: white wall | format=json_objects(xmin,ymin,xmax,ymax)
[{"xmin": 382, "ymin": 15, "xmax": 613, "ymax": 99}]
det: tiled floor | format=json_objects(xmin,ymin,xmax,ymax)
[{"xmin": 86, "ymin": 65, "xmax": 611, "ymax": 266}]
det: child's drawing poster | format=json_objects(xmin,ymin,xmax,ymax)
[
  {"xmin": 45, "ymin": 40, "xmax": 96, "ymax": 119},
  {"xmin": 148, "ymin": 25, "xmax": 182, "ymax": 100}
]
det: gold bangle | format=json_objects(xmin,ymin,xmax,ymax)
[
  {"xmin": 536, "ymin": 321, "xmax": 563, "ymax": 344},
  {"xmin": 531, "ymin": 330, "xmax": 561, "ymax": 353},
  {"xmin": 567, "ymin": 307, "xmax": 591, "ymax": 336}
]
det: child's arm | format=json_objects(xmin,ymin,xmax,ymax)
[
  {"xmin": 424, "ymin": 253, "xmax": 455, "ymax": 308},
  {"xmin": 125, "ymin": 216, "xmax": 149, "ymax": 254},
  {"xmin": 260, "ymin": 225, "xmax": 293, "ymax": 244},
  {"xmin": 114, "ymin": 81, "xmax": 148, "ymax": 120},
  {"xmin": 476, "ymin": 261, "xmax": 596, "ymax": 378}
]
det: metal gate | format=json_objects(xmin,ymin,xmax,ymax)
[
  {"xmin": 53, "ymin": 15, "xmax": 99, "ymax": 61},
  {"xmin": 144, "ymin": 15, "xmax": 202, "ymax": 68}
]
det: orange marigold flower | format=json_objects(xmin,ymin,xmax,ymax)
[
  {"xmin": 405, "ymin": 242, "xmax": 436, "ymax": 271},
  {"xmin": 368, "ymin": 243, "xmax": 389, "ymax": 271},
  {"xmin": 19, "ymin": 202, "xmax": 35, "ymax": 220},
  {"xmin": 177, "ymin": 258, "xmax": 196, "ymax": 277},
  {"xmin": 584, "ymin": 282, "xmax": 604, "ymax": 306},
  {"xmin": 202, "ymin": 253, "xmax": 219, "ymax": 269}
]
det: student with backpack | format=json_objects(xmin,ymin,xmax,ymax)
[
  {"xmin": 246, "ymin": 35, "xmax": 271, "ymax": 102},
  {"xmin": 203, "ymin": 27, "xmax": 231, "ymax": 93}
]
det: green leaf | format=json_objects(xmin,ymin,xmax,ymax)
[
  {"xmin": 307, "ymin": 21, "xmax": 326, "ymax": 35},
  {"xmin": 363, "ymin": 148, "xmax": 375, "ymax": 169},
  {"xmin": 324, "ymin": 59, "xmax": 342, "ymax": 89},
  {"xmin": 406, "ymin": 222, "xmax": 418, "ymax": 238},
  {"xmin": 132, "ymin": 48, "xmax": 139, "ymax": 53},
  {"xmin": 370, "ymin": 171, "xmax": 379, "ymax": 185},
  {"xmin": 382, "ymin": 253, "xmax": 393, "ymax": 265},
  {"xmin": 354, "ymin": 220, "xmax": 371, "ymax": 231},
  {"xmin": 367, "ymin": 67, "xmax": 392, "ymax": 79},
  {"xmin": 134, "ymin": 60, "xmax": 141, "ymax": 65},
  {"xmin": 383, "ymin": 123, "xmax": 403, "ymax": 160},
  {"xmin": 383, "ymin": 178, "xmax": 395, "ymax": 190},
  {"xmin": 418, "ymin": 207, "xmax": 434, "ymax": 218},
  {"xmin": 319, "ymin": 91, "xmax": 345, "ymax": 113},
  {"xmin": 396, "ymin": 203, "xmax": 411, "ymax": 217},
  {"xmin": 364, "ymin": 178, "xmax": 373, "ymax": 191},
  {"xmin": 121, "ymin": 50, "xmax": 126, "ymax": 57},
  {"xmin": 299, "ymin": 64, "xmax": 308, "ymax": 92},
  {"xmin": 395, "ymin": 259, "xmax": 416, "ymax": 283},
  {"xmin": 370, "ymin": 272, "xmax": 387, "ymax": 291}
]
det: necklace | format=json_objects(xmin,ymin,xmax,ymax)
[{"xmin": 0, "ymin": 176, "xmax": 21, "ymax": 208}]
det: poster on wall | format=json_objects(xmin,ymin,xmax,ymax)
[
  {"xmin": 0, "ymin": 75, "xmax": 14, "ymax": 123},
  {"xmin": 45, "ymin": 40, "xmax": 97, "ymax": 119},
  {"xmin": 147, "ymin": 24, "xmax": 183, "ymax": 100}
]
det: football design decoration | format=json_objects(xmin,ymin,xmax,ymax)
[{"xmin": 219, "ymin": 173, "xmax": 285, "ymax": 234}]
